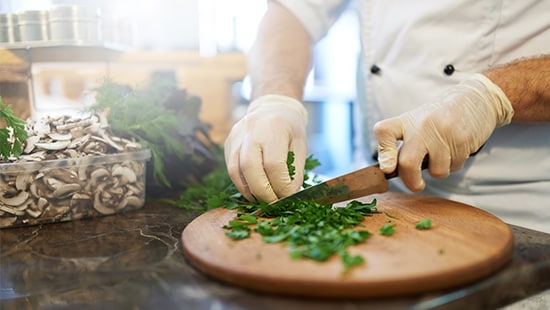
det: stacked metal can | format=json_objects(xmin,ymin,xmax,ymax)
[
  {"xmin": 0, "ymin": 5, "xmax": 101, "ymax": 45},
  {"xmin": 0, "ymin": 13, "xmax": 20, "ymax": 43}
]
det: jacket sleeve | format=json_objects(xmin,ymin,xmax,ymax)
[{"xmin": 276, "ymin": 0, "xmax": 351, "ymax": 43}]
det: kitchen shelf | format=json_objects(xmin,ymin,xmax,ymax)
[{"xmin": 1, "ymin": 41, "xmax": 129, "ymax": 63}]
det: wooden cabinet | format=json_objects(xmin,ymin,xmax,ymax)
[{"xmin": 0, "ymin": 46, "xmax": 247, "ymax": 143}]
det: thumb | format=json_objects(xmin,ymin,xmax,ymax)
[{"xmin": 373, "ymin": 118, "xmax": 403, "ymax": 173}]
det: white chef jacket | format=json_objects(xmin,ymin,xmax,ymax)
[{"xmin": 276, "ymin": 0, "xmax": 550, "ymax": 233}]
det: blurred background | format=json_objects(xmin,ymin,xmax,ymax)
[{"xmin": 0, "ymin": 0, "xmax": 360, "ymax": 177}]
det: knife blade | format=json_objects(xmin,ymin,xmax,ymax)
[{"xmin": 271, "ymin": 157, "xmax": 430, "ymax": 206}]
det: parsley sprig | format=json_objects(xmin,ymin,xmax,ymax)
[
  {"xmin": 415, "ymin": 218, "xmax": 432, "ymax": 230},
  {"xmin": 286, "ymin": 151, "xmax": 296, "ymax": 180},
  {"xmin": 0, "ymin": 98, "xmax": 27, "ymax": 162},
  {"xmin": 379, "ymin": 222, "xmax": 396, "ymax": 236}
]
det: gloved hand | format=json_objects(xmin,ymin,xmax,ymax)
[
  {"xmin": 373, "ymin": 73, "xmax": 515, "ymax": 192},
  {"xmin": 224, "ymin": 94, "xmax": 308, "ymax": 203}
]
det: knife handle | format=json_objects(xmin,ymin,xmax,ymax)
[
  {"xmin": 383, "ymin": 156, "xmax": 429, "ymax": 180},
  {"xmin": 383, "ymin": 145, "xmax": 483, "ymax": 180}
]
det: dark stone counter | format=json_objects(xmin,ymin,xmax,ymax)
[{"xmin": 1, "ymin": 201, "xmax": 549, "ymax": 310}]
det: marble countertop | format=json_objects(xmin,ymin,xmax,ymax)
[{"xmin": 1, "ymin": 201, "xmax": 549, "ymax": 310}]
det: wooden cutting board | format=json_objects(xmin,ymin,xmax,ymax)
[{"xmin": 181, "ymin": 192, "xmax": 513, "ymax": 298}]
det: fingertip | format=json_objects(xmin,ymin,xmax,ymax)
[
  {"xmin": 397, "ymin": 154, "xmax": 426, "ymax": 193},
  {"xmin": 378, "ymin": 152, "xmax": 397, "ymax": 173},
  {"xmin": 241, "ymin": 190, "xmax": 256, "ymax": 203},
  {"xmin": 373, "ymin": 117, "xmax": 403, "ymax": 141},
  {"xmin": 429, "ymin": 169, "xmax": 450, "ymax": 179},
  {"xmin": 410, "ymin": 178, "xmax": 426, "ymax": 192},
  {"xmin": 250, "ymin": 188, "xmax": 278, "ymax": 204}
]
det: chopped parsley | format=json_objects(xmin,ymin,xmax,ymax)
[
  {"xmin": 379, "ymin": 222, "xmax": 395, "ymax": 236},
  {"xmin": 416, "ymin": 218, "xmax": 432, "ymax": 230},
  {"xmin": 223, "ymin": 198, "xmax": 378, "ymax": 271},
  {"xmin": 286, "ymin": 151, "xmax": 296, "ymax": 180}
]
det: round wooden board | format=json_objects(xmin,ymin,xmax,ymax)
[{"xmin": 181, "ymin": 192, "xmax": 513, "ymax": 298}]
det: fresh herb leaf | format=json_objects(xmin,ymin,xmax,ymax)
[
  {"xmin": 0, "ymin": 98, "xmax": 27, "ymax": 161},
  {"xmin": 302, "ymin": 154, "xmax": 321, "ymax": 188},
  {"xmin": 416, "ymin": 218, "xmax": 432, "ymax": 230},
  {"xmin": 223, "ymin": 218, "xmax": 253, "ymax": 240},
  {"xmin": 384, "ymin": 212, "xmax": 399, "ymax": 220},
  {"xmin": 379, "ymin": 223, "xmax": 395, "ymax": 236},
  {"xmin": 225, "ymin": 230, "xmax": 250, "ymax": 239},
  {"xmin": 340, "ymin": 251, "xmax": 365, "ymax": 270},
  {"xmin": 304, "ymin": 154, "xmax": 321, "ymax": 172},
  {"xmin": 238, "ymin": 214, "xmax": 258, "ymax": 224},
  {"xmin": 347, "ymin": 199, "xmax": 379, "ymax": 214},
  {"xmin": 226, "ymin": 220, "xmax": 249, "ymax": 229},
  {"xmin": 286, "ymin": 151, "xmax": 296, "ymax": 181}
]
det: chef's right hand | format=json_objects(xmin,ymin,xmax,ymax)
[{"xmin": 224, "ymin": 94, "xmax": 308, "ymax": 203}]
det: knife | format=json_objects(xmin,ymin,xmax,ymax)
[{"xmin": 271, "ymin": 157, "xmax": 430, "ymax": 206}]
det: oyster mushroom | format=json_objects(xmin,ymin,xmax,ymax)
[
  {"xmin": 112, "ymin": 166, "xmax": 137, "ymax": 185},
  {"xmin": 0, "ymin": 204, "xmax": 26, "ymax": 216},
  {"xmin": 25, "ymin": 197, "xmax": 48, "ymax": 218},
  {"xmin": 52, "ymin": 183, "xmax": 81, "ymax": 199},
  {"xmin": 0, "ymin": 191, "xmax": 30, "ymax": 206},
  {"xmin": 47, "ymin": 132, "xmax": 73, "ymax": 141},
  {"xmin": 23, "ymin": 135, "xmax": 41, "ymax": 153},
  {"xmin": 93, "ymin": 190, "xmax": 116, "ymax": 215},
  {"xmin": 55, "ymin": 118, "xmax": 93, "ymax": 131},
  {"xmin": 0, "ymin": 216, "xmax": 17, "ymax": 227},
  {"xmin": 26, "ymin": 206, "xmax": 42, "ymax": 218},
  {"xmin": 19, "ymin": 151, "xmax": 47, "ymax": 162},
  {"xmin": 68, "ymin": 134, "xmax": 91, "ymax": 149},
  {"xmin": 44, "ymin": 169, "xmax": 79, "ymax": 184},
  {"xmin": 91, "ymin": 134, "xmax": 123, "ymax": 152},
  {"xmin": 41, "ymin": 204, "xmax": 70, "ymax": 220},
  {"xmin": 34, "ymin": 141, "xmax": 71, "ymax": 151},
  {"xmin": 90, "ymin": 168, "xmax": 110, "ymax": 186},
  {"xmin": 37, "ymin": 197, "xmax": 48, "ymax": 210},
  {"xmin": 126, "ymin": 196, "xmax": 144, "ymax": 209},
  {"xmin": 15, "ymin": 174, "xmax": 33, "ymax": 191}
]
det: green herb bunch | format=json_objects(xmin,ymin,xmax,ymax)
[
  {"xmin": 90, "ymin": 77, "xmax": 221, "ymax": 196},
  {"xmin": 0, "ymin": 98, "xmax": 27, "ymax": 162}
]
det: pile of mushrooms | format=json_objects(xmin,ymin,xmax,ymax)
[{"xmin": 0, "ymin": 113, "xmax": 147, "ymax": 228}]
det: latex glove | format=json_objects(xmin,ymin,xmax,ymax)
[
  {"xmin": 373, "ymin": 73, "xmax": 515, "ymax": 192},
  {"xmin": 224, "ymin": 94, "xmax": 308, "ymax": 203}
]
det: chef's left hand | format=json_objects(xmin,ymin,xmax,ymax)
[{"xmin": 373, "ymin": 73, "xmax": 515, "ymax": 192}]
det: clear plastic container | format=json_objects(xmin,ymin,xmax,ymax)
[{"xmin": 0, "ymin": 149, "xmax": 151, "ymax": 228}]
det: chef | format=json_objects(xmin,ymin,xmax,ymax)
[{"xmin": 224, "ymin": 0, "xmax": 550, "ymax": 233}]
